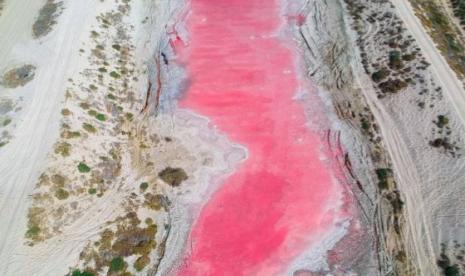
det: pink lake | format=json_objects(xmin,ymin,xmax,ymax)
[{"xmin": 174, "ymin": 0, "xmax": 347, "ymax": 275}]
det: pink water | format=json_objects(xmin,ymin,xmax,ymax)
[{"xmin": 175, "ymin": 0, "xmax": 345, "ymax": 275}]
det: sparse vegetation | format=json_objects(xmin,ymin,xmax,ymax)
[
  {"xmin": 26, "ymin": 1, "xmax": 165, "ymax": 271},
  {"xmin": 78, "ymin": 212, "xmax": 158, "ymax": 273}
]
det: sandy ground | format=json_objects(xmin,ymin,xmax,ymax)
[
  {"xmin": 0, "ymin": 0, "xmax": 96, "ymax": 271},
  {"xmin": 0, "ymin": 0, "xmax": 136, "ymax": 274}
]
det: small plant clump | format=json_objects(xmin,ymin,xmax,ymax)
[
  {"xmin": 55, "ymin": 188, "xmax": 69, "ymax": 200},
  {"xmin": 95, "ymin": 113, "xmax": 106, "ymax": 121},
  {"xmin": 435, "ymin": 114, "xmax": 449, "ymax": 128},
  {"xmin": 71, "ymin": 269, "xmax": 94, "ymax": 276},
  {"xmin": 54, "ymin": 142, "xmax": 71, "ymax": 156},
  {"xmin": 158, "ymin": 167, "xmax": 188, "ymax": 187},
  {"xmin": 26, "ymin": 225, "xmax": 41, "ymax": 240},
  {"xmin": 134, "ymin": 255, "xmax": 150, "ymax": 271},
  {"xmin": 1, "ymin": 65, "xmax": 36, "ymax": 88},
  {"xmin": 61, "ymin": 108, "xmax": 71, "ymax": 116},
  {"xmin": 139, "ymin": 182, "xmax": 149, "ymax": 191},
  {"xmin": 78, "ymin": 162, "xmax": 91, "ymax": 173},
  {"xmin": 109, "ymin": 71, "xmax": 120, "ymax": 78},
  {"xmin": 376, "ymin": 168, "xmax": 392, "ymax": 190},
  {"xmin": 371, "ymin": 68, "xmax": 390, "ymax": 82},
  {"xmin": 109, "ymin": 257, "xmax": 125, "ymax": 272},
  {"xmin": 32, "ymin": 0, "xmax": 63, "ymax": 38},
  {"xmin": 83, "ymin": 123, "xmax": 97, "ymax": 133},
  {"xmin": 378, "ymin": 79, "xmax": 408, "ymax": 94}
]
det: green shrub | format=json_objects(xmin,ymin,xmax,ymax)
[
  {"xmin": 26, "ymin": 225, "xmax": 41, "ymax": 238},
  {"xmin": 88, "ymin": 188, "xmax": 97, "ymax": 194},
  {"xmin": 371, "ymin": 68, "xmax": 390, "ymax": 82},
  {"xmin": 388, "ymin": 50, "xmax": 404, "ymax": 70},
  {"xmin": 110, "ymin": 71, "xmax": 120, "ymax": 78},
  {"xmin": 436, "ymin": 115, "xmax": 449, "ymax": 128},
  {"xmin": 71, "ymin": 269, "xmax": 94, "ymax": 276},
  {"xmin": 140, "ymin": 182, "xmax": 149, "ymax": 191},
  {"xmin": 360, "ymin": 118, "xmax": 370, "ymax": 131},
  {"xmin": 444, "ymin": 265, "xmax": 460, "ymax": 276},
  {"xmin": 78, "ymin": 162, "xmax": 91, "ymax": 173},
  {"xmin": 109, "ymin": 257, "xmax": 125, "ymax": 272},
  {"xmin": 376, "ymin": 168, "xmax": 391, "ymax": 190},
  {"xmin": 96, "ymin": 114, "xmax": 106, "ymax": 121}
]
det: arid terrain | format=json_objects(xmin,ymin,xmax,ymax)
[{"xmin": 0, "ymin": 0, "xmax": 464, "ymax": 275}]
